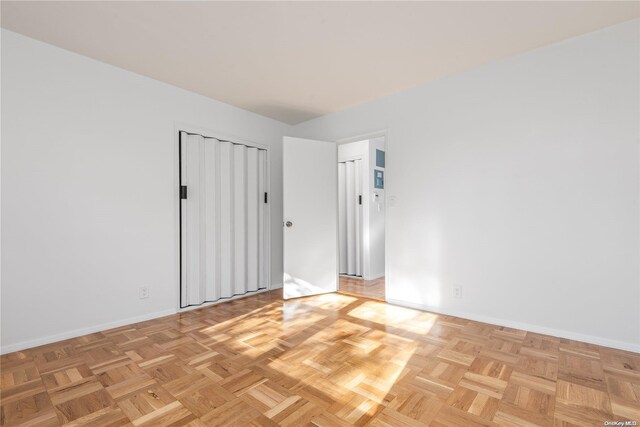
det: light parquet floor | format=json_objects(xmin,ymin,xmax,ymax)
[
  {"xmin": 338, "ymin": 276, "xmax": 385, "ymax": 301},
  {"xmin": 1, "ymin": 290, "xmax": 639, "ymax": 426}
]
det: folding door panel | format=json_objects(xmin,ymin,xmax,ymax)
[
  {"xmin": 354, "ymin": 159, "xmax": 362, "ymax": 277},
  {"xmin": 258, "ymin": 150, "xmax": 268, "ymax": 288},
  {"xmin": 338, "ymin": 163, "xmax": 347, "ymax": 274},
  {"xmin": 246, "ymin": 147, "xmax": 260, "ymax": 293}
]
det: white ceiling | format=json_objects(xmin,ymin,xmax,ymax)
[{"xmin": 2, "ymin": 1, "xmax": 638, "ymax": 124}]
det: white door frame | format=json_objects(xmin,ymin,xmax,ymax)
[
  {"xmin": 336, "ymin": 129, "xmax": 389, "ymax": 301},
  {"xmin": 173, "ymin": 121, "xmax": 272, "ymax": 312}
]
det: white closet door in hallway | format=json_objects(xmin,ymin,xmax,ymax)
[
  {"xmin": 180, "ymin": 131, "xmax": 269, "ymax": 308},
  {"xmin": 338, "ymin": 159, "xmax": 363, "ymax": 276}
]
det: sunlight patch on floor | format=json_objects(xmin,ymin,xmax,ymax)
[
  {"xmin": 294, "ymin": 292, "xmax": 357, "ymax": 310},
  {"xmin": 266, "ymin": 316, "xmax": 418, "ymax": 414},
  {"xmin": 348, "ymin": 300, "xmax": 438, "ymax": 335}
]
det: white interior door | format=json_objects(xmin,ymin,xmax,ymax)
[{"xmin": 283, "ymin": 136, "xmax": 337, "ymax": 299}]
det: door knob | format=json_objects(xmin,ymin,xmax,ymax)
[{"xmin": 285, "ymin": 221, "xmax": 293, "ymax": 228}]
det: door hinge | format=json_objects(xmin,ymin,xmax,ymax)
[
  {"xmin": 264, "ymin": 192, "xmax": 268, "ymax": 203},
  {"xmin": 359, "ymin": 195, "xmax": 362, "ymax": 205},
  {"xmin": 180, "ymin": 186, "xmax": 187, "ymax": 199}
]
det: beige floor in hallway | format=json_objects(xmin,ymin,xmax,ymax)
[
  {"xmin": 1, "ymin": 289, "xmax": 639, "ymax": 426},
  {"xmin": 338, "ymin": 275, "xmax": 385, "ymax": 301}
]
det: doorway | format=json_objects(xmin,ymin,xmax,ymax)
[{"xmin": 337, "ymin": 137, "xmax": 386, "ymax": 300}]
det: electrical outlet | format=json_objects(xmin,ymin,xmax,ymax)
[
  {"xmin": 139, "ymin": 286, "xmax": 149, "ymax": 299},
  {"xmin": 453, "ymin": 286, "xmax": 462, "ymax": 299}
]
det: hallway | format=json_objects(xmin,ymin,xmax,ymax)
[{"xmin": 338, "ymin": 275, "xmax": 385, "ymax": 301}]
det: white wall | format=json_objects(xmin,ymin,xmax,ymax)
[
  {"xmin": 293, "ymin": 20, "xmax": 640, "ymax": 351},
  {"xmin": 3, "ymin": 20, "xmax": 639, "ymax": 354},
  {"xmin": 1, "ymin": 30, "xmax": 290, "ymax": 353}
]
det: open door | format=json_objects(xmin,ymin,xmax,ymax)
[{"xmin": 283, "ymin": 137, "xmax": 337, "ymax": 299}]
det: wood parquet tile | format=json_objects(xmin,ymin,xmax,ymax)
[{"xmin": 1, "ymin": 290, "xmax": 639, "ymax": 426}]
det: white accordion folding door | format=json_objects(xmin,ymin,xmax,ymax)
[
  {"xmin": 180, "ymin": 131, "xmax": 269, "ymax": 307},
  {"xmin": 338, "ymin": 159, "xmax": 363, "ymax": 277}
]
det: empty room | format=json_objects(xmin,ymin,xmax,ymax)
[{"xmin": 1, "ymin": 1, "xmax": 639, "ymax": 426}]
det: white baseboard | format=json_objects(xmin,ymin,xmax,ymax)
[
  {"xmin": 2, "ymin": 286, "xmax": 285, "ymax": 355},
  {"xmin": 7, "ymin": 292, "xmax": 633, "ymax": 355},
  {"xmin": 0, "ymin": 308, "xmax": 178, "ymax": 355},
  {"xmin": 386, "ymin": 298, "xmax": 640, "ymax": 353}
]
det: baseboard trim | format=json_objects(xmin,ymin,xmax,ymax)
[
  {"xmin": 6, "ymin": 293, "xmax": 634, "ymax": 355},
  {"xmin": 0, "ymin": 308, "xmax": 177, "ymax": 355},
  {"xmin": 386, "ymin": 298, "xmax": 640, "ymax": 353},
  {"xmin": 2, "ymin": 285, "xmax": 285, "ymax": 355}
]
